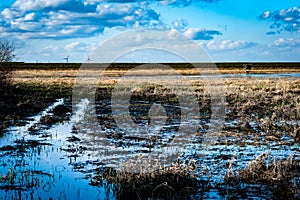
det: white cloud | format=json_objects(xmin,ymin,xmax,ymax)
[
  {"xmin": 184, "ymin": 28, "xmax": 222, "ymax": 40},
  {"xmin": 172, "ymin": 18, "xmax": 188, "ymax": 31},
  {"xmin": 43, "ymin": 45, "xmax": 59, "ymax": 52},
  {"xmin": 13, "ymin": 0, "xmax": 69, "ymax": 12},
  {"xmin": 65, "ymin": 41, "xmax": 88, "ymax": 52},
  {"xmin": 1, "ymin": 8, "xmax": 19, "ymax": 19},
  {"xmin": 96, "ymin": 4, "xmax": 134, "ymax": 16},
  {"xmin": 259, "ymin": 7, "xmax": 300, "ymax": 33},
  {"xmin": 206, "ymin": 40, "xmax": 257, "ymax": 50},
  {"xmin": 159, "ymin": 0, "xmax": 219, "ymax": 7},
  {"xmin": 0, "ymin": 0, "xmax": 162, "ymax": 40},
  {"xmin": 23, "ymin": 13, "xmax": 36, "ymax": 21},
  {"xmin": 269, "ymin": 38, "xmax": 300, "ymax": 50},
  {"xmin": 260, "ymin": 11, "xmax": 270, "ymax": 19}
]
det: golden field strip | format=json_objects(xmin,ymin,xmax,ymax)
[{"xmin": 11, "ymin": 67, "xmax": 300, "ymax": 85}]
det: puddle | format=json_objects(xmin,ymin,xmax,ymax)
[{"xmin": 0, "ymin": 99, "xmax": 115, "ymax": 199}]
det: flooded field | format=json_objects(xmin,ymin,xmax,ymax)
[{"xmin": 0, "ymin": 72, "xmax": 299, "ymax": 199}]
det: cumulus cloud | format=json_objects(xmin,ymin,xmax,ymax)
[
  {"xmin": 86, "ymin": 0, "xmax": 219, "ymax": 7},
  {"xmin": 269, "ymin": 38, "xmax": 300, "ymax": 50},
  {"xmin": 184, "ymin": 28, "xmax": 222, "ymax": 40},
  {"xmin": 42, "ymin": 45, "xmax": 59, "ymax": 52},
  {"xmin": 0, "ymin": 0, "xmax": 162, "ymax": 40},
  {"xmin": 0, "ymin": 0, "xmax": 222, "ymax": 41},
  {"xmin": 172, "ymin": 18, "xmax": 188, "ymax": 31},
  {"xmin": 39, "ymin": 45, "xmax": 60, "ymax": 58},
  {"xmin": 65, "ymin": 41, "xmax": 88, "ymax": 51},
  {"xmin": 259, "ymin": 6, "xmax": 300, "ymax": 34},
  {"xmin": 206, "ymin": 40, "xmax": 257, "ymax": 50},
  {"xmin": 159, "ymin": 0, "xmax": 219, "ymax": 7}
]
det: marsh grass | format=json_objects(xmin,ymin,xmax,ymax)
[
  {"xmin": 225, "ymin": 153, "xmax": 300, "ymax": 198},
  {"xmin": 0, "ymin": 81, "xmax": 73, "ymax": 133},
  {"xmin": 0, "ymin": 63, "xmax": 13, "ymax": 92},
  {"xmin": 6, "ymin": 71, "xmax": 300, "ymax": 145},
  {"xmin": 223, "ymin": 78, "xmax": 300, "ymax": 142},
  {"xmin": 0, "ymin": 168, "xmax": 54, "ymax": 190},
  {"xmin": 91, "ymin": 155, "xmax": 204, "ymax": 199}
]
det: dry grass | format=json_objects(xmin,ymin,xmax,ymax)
[
  {"xmin": 226, "ymin": 153, "xmax": 298, "ymax": 184},
  {"xmin": 225, "ymin": 153, "xmax": 300, "ymax": 197},
  {"xmin": 90, "ymin": 155, "xmax": 203, "ymax": 199},
  {"xmin": 13, "ymin": 69, "xmax": 77, "ymax": 85},
  {"xmin": 223, "ymin": 78, "xmax": 300, "ymax": 142},
  {"xmin": 11, "ymin": 69, "xmax": 300, "ymax": 143},
  {"xmin": 12, "ymin": 67, "xmax": 300, "ymax": 84}
]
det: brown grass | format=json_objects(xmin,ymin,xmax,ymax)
[
  {"xmin": 222, "ymin": 78, "xmax": 300, "ymax": 142},
  {"xmin": 12, "ymin": 67, "xmax": 300, "ymax": 84},
  {"xmin": 225, "ymin": 153, "xmax": 299, "ymax": 197},
  {"xmin": 12, "ymin": 69, "xmax": 300, "ymax": 142},
  {"xmin": 10, "ymin": 68, "xmax": 300, "ymax": 143},
  {"xmin": 226, "ymin": 153, "xmax": 298, "ymax": 184},
  {"xmin": 90, "ymin": 155, "xmax": 203, "ymax": 199}
]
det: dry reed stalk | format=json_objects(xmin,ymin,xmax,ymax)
[
  {"xmin": 91, "ymin": 155, "xmax": 201, "ymax": 199},
  {"xmin": 225, "ymin": 153, "xmax": 300, "ymax": 198},
  {"xmin": 225, "ymin": 153, "xmax": 299, "ymax": 184}
]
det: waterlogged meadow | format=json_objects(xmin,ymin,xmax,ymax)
[{"xmin": 0, "ymin": 66, "xmax": 299, "ymax": 199}]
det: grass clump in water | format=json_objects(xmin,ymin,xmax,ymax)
[
  {"xmin": 91, "ymin": 155, "xmax": 205, "ymax": 199},
  {"xmin": 225, "ymin": 153, "xmax": 300, "ymax": 198}
]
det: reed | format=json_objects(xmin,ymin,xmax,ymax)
[
  {"xmin": 91, "ymin": 155, "xmax": 203, "ymax": 199},
  {"xmin": 225, "ymin": 153, "xmax": 299, "ymax": 198}
]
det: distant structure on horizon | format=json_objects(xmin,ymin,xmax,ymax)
[
  {"xmin": 87, "ymin": 55, "xmax": 92, "ymax": 63},
  {"xmin": 243, "ymin": 64, "xmax": 252, "ymax": 74},
  {"xmin": 63, "ymin": 56, "xmax": 69, "ymax": 63}
]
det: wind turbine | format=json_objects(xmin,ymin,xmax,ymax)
[
  {"xmin": 63, "ymin": 55, "xmax": 69, "ymax": 63},
  {"xmin": 87, "ymin": 55, "xmax": 92, "ymax": 63}
]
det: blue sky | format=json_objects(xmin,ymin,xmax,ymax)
[{"xmin": 0, "ymin": 0, "xmax": 299, "ymax": 62}]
